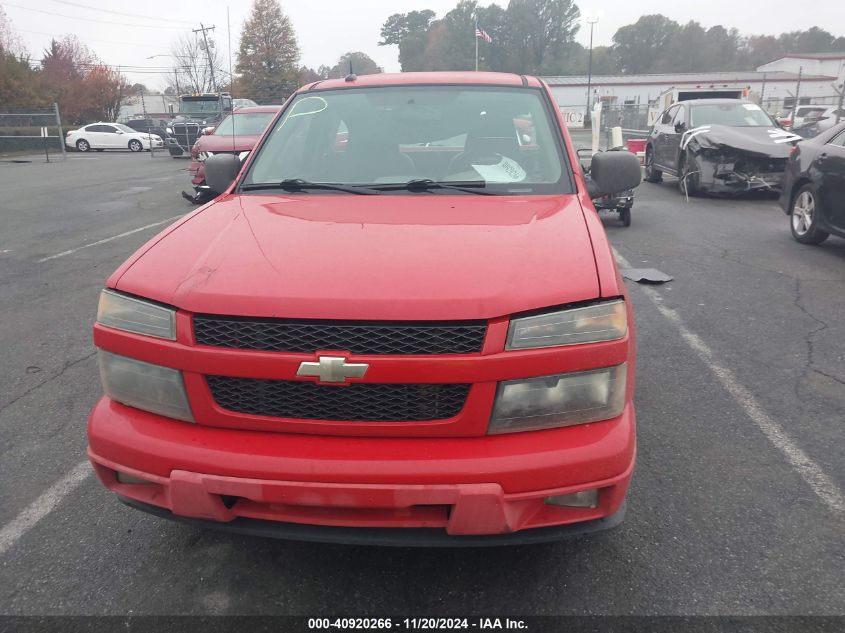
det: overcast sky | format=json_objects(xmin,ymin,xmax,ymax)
[{"xmin": 4, "ymin": 0, "xmax": 845, "ymax": 89}]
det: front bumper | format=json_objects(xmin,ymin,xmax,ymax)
[
  {"xmin": 88, "ymin": 397, "xmax": 635, "ymax": 541},
  {"xmin": 120, "ymin": 497, "xmax": 627, "ymax": 546},
  {"xmin": 166, "ymin": 138, "xmax": 185, "ymax": 156}
]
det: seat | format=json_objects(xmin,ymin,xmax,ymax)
[
  {"xmin": 343, "ymin": 137, "xmax": 416, "ymax": 184},
  {"xmin": 448, "ymin": 117, "xmax": 521, "ymax": 176}
]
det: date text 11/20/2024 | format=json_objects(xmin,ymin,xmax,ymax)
[{"xmin": 307, "ymin": 618, "xmax": 528, "ymax": 630}]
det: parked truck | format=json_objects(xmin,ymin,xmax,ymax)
[
  {"xmin": 647, "ymin": 85, "xmax": 749, "ymax": 127},
  {"xmin": 166, "ymin": 92, "xmax": 233, "ymax": 157}
]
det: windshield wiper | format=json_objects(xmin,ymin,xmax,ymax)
[
  {"xmin": 372, "ymin": 179, "xmax": 497, "ymax": 195},
  {"xmin": 241, "ymin": 179, "xmax": 381, "ymax": 195}
]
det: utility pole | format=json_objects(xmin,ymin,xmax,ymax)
[{"xmin": 194, "ymin": 23, "xmax": 217, "ymax": 92}]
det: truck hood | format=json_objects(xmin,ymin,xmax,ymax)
[
  {"xmin": 114, "ymin": 194, "xmax": 600, "ymax": 321},
  {"xmin": 193, "ymin": 134, "xmax": 260, "ymax": 153}
]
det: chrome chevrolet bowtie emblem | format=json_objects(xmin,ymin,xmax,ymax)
[{"xmin": 296, "ymin": 356, "xmax": 369, "ymax": 384}]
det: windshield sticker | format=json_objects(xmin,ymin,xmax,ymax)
[
  {"xmin": 277, "ymin": 96, "xmax": 328, "ymax": 131},
  {"xmin": 471, "ymin": 155, "xmax": 527, "ymax": 183},
  {"xmin": 743, "ymin": 103, "xmax": 762, "ymax": 111}
]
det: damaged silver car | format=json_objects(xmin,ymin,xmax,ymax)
[{"xmin": 644, "ymin": 99, "xmax": 802, "ymax": 196}]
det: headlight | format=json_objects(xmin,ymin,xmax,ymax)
[
  {"xmin": 97, "ymin": 289, "xmax": 175, "ymax": 340},
  {"xmin": 166, "ymin": 127, "xmax": 173, "ymax": 134},
  {"xmin": 98, "ymin": 351, "xmax": 194, "ymax": 422},
  {"xmin": 488, "ymin": 364, "xmax": 626, "ymax": 434},
  {"xmin": 507, "ymin": 300, "xmax": 626, "ymax": 349}
]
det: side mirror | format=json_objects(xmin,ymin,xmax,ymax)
[
  {"xmin": 205, "ymin": 153, "xmax": 241, "ymax": 194},
  {"xmin": 115, "ymin": 129, "xmax": 124, "ymax": 135},
  {"xmin": 586, "ymin": 151, "xmax": 642, "ymax": 199},
  {"xmin": 674, "ymin": 121, "xmax": 686, "ymax": 133},
  {"xmin": 203, "ymin": 126, "xmax": 215, "ymax": 135}
]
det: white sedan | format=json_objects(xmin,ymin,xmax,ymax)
[{"xmin": 65, "ymin": 123, "xmax": 164, "ymax": 153}]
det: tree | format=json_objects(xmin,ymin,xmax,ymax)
[
  {"xmin": 612, "ymin": 15, "xmax": 681, "ymax": 74},
  {"xmin": 780, "ymin": 26, "xmax": 843, "ymax": 54},
  {"xmin": 0, "ymin": 6, "xmax": 25, "ymax": 56},
  {"xmin": 326, "ymin": 52, "xmax": 382, "ymax": 78},
  {"xmin": 0, "ymin": 54, "xmax": 46, "ymax": 108},
  {"xmin": 500, "ymin": 0, "xmax": 581, "ymax": 74},
  {"xmin": 82, "ymin": 65, "xmax": 131, "ymax": 122},
  {"xmin": 236, "ymin": 0, "xmax": 300, "ymax": 102},
  {"xmin": 40, "ymin": 36, "xmax": 96, "ymax": 123},
  {"xmin": 298, "ymin": 65, "xmax": 322, "ymax": 85},
  {"xmin": 429, "ymin": 1, "xmax": 480, "ymax": 71},
  {"xmin": 167, "ymin": 34, "xmax": 222, "ymax": 94},
  {"xmin": 35, "ymin": 36, "xmax": 130, "ymax": 123},
  {"xmin": 743, "ymin": 35, "xmax": 785, "ymax": 68},
  {"xmin": 379, "ymin": 10, "xmax": 436, "ymax": 71}
]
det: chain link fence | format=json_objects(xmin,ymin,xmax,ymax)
[
  {"xmin": 0, "ymin": 104, "xmax": 67, "ymax": 161},
  {"xmin": 561, "ymin": 103, "xmax": 651, "ymax": 151}
]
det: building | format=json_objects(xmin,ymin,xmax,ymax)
[
  {"xmin": 542, "ymin": 69, "xmax": 840, "ymax": 117},
  {"xmin": 117, "ymin": 94, "xmax": 179, "ymax": 122},
  {"xmin": 757, "ymin": 52, "xmax": 845, "ymax": 81}
]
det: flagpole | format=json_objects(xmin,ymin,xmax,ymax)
[{"xmin": 475, "ymin": 21, "xmax": 479, "ymax": 71}]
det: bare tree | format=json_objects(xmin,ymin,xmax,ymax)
[
  {"xmin": 0, "ymin": 6, "xmax": 26, "ymax": 56},
  {"xmin": 166, "ymin": 33, "xmax": 224, "ymax": 94}
]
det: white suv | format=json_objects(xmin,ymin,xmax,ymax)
[{"xmin": 65, "ymin": 123, "xmax": 164, "ymax": 153}]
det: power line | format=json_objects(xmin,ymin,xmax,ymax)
[
  {"xmin": 0, "ymin": 2, "xmax": 187, "ymax": 30},
  {"xmin": 48, "ymin": 0, "xmax": 194, "ymax": 25},
  {"xmin": 16, "ymin": 27, "xmax": 159, "ymax": 48}
]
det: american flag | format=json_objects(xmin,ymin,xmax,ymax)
[{"xmin": 475, "ymin": 24, "xmax": 492, "ymax": 43}]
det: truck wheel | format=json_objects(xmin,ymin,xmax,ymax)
[
  {"xmin": 678, "ymin": 153, "xmax": 700, "ymax": 197},
  {"xmin": 619, "ymin": 207, "xmax": 631, "ymax": 227},
  {"xmin": 790, "ymin": 185, "xmax": 829, "ymax": 245},
  {"xmin": 644, "ymin": 146, "xmax": 662, "ymax": 183},
  {"xmin": 75, "ymin": 139, "xmax": 90, "ymax": 152}
]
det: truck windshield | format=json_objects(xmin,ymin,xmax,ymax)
[
  {"xmin": 243, "ymin": 86, "xmax": 569, "ymax": 194},
  {"xmin": 690, "ymin": 103, "xmax": 774, "ymax": 127},
  {"xmin": 179, "ymin": 99, "xmax": 221, "ymax": 114},
  {"xmin": 215, "ymin": 112, "xmax": 276, "ymax": 136}
]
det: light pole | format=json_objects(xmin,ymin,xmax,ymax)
[{"xmin": 585, "ymin": 15, "xmax": 599, "ymax": 123}]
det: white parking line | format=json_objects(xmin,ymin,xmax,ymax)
[
  {"xmin": 615, "ymin": 249, "xmax": 845, "ymax": 514},
  {"xmin": 0, "ymin": 461, "xmax": 91, "ymax": 557},
  {"xmin": 37, "ymin": 215, "xmax": 183, "ymax": 263}
]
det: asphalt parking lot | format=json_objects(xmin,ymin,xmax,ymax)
[{"xmin": 0, "ymin": 152, "xmax": 843, "ymax": 616}]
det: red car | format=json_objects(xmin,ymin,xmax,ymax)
[
  {"xmin": 184, "ymin": 105, "xmax": 281, "ymax": 203},
  {"xmin": 88, "ymin": 72, "xmax": 642, "ymax": 545}
]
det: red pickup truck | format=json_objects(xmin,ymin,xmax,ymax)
[
  {"xmin": 88, "ymin": 72, "xmax": 642, "ymax": 545},
  {"xmin": 184, "ymin": 106, "xmax": 281, "ymax": 203}
]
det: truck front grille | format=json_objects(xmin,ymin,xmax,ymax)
[
  {"xmin": 172, "ymin": 123, "xmax": 200, "ymax": 148},
  {"xmin": 194, "ymin": 316, "xmax": 487, "ymax": 355},
  {"xmin": 206, "ymin": 376, "xmax": 470, "ymax": 421}
]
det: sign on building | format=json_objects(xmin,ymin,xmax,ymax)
[{"xmin": 559, "ymin": 106, "xmax": 586, "ymax": 128}]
